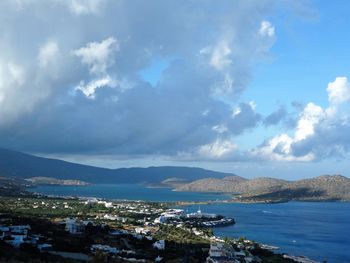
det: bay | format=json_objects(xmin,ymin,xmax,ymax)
[
  {"xmin": 28, "ymin": 184, "xmax": 229, "ymax": 202},
  {"xmin": 184, "ymin": 202, "xmax": 350, "ymax": 263},
  {"xmin": 30, "ymin": 184, "xmax": 350, "ymax": 262}
]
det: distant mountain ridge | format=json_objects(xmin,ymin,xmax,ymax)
[
  {"xmin": 2, "ymin": 148, "xmax": 349, "ymax": 202},
  {"xmin": 0, "ymin": 148, "xmax": 234, "ymax": 183}
]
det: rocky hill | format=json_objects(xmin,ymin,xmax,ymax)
[
  {"xmin": 175, "ymin": 176, "xmax": 247, "ymax": 193},
  {"xmin": 286, "ymin": 175, "xmax": 350, "ymax": 201},
  {"xmin": 177, "ymin": 176, "xmax": 286, "ymax": 193},
  {"xmin": 176, "ymin": 174, "xmax": 350, "ymax": 201}
]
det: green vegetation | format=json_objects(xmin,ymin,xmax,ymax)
[
  {"xmin": 154, "ymin": 225, "xmax": 210, "ymax": 245},
  {"xmin": 0, "ymin": 196, "xmax": 310, "ymax": 263}
]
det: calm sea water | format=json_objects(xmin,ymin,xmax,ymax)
[
  {"xmin": 31, "ymin": 184, "xmax": 350, "ymax": 262},
  {"xmin": 29, "ymin": 184, "xmax": 229, "ymax": 202},
  {"xmin": 184, "ymin": 202, "xmax": 350, "ymax": 263}
]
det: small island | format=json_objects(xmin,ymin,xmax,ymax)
[{"xmin": 26, "ymin": 177, "xmax": 90, "ymax": 186}]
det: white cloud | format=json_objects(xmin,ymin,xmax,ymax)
[
  {"xmin": 68, "ymin": 0, "xmax": 105, "ymax": 15},
  {"xmin": 38, "ymin": 40, "xmax": 59, "ymax": 68},
  {"xmin": 233, "ymin": 106, "xmax": 242, "ymax": 116},
  {"xmin": 254, "ymin": 77, "xmax": 350, "ymax": 161},
  {"xmin": 259, "ymin": 20, "xmax": 275, "ymax": 37},
  {"xmin": 252, "ymin": 133, "xmax": 314, "ymax": 161},
  {"xmin": 294, "ymin": 102, "xmax": 324, "ymax": 141},
  {"xmin": 73, "ymin": 37, "xmax": 119, "ymax": 75},
  {"xmin": 5, "ymin": 0, "xmax": 105, "ymax": 15},
  {"xmin": 211, "ymin": 73, "xmax": 236, "ymax": 97},
  {"xmin": 210, "ymin": 40, "xmax": 232, "ymax": 70},
  {"xmin": 212, "ymin": 124, "xmax": 228, "ymax": 134},
  {"xmin": 198, "ymin": 139, "xmax": 237, "ymax": 159},
  {"xmin": 253, "ymin": 102, "xmax": 324, "ymax": 161},
  {"xmin": 249, "ymin": 101, "xmax": 257, "ymax": 111},
  {"xmin": 75, "ymin": 75, "xmax": 116, "ymax": 99},
  {"xmin": 327, "ymin": 77, "xmax": 350, "ymax": 105},
  {"xmin": 7, "ymin": 62, "xmax": 25, "ymax": 86}
]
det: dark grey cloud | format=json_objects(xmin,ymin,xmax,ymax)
[
  {"xmin": 0, "ymin": 0, "xmax": 301, "ymax": 160},
  {"xmin": 229, "ymin": 103, "xmax": 262, "ymax": 134},
  {"xmin": 263, "ymin": 106, "xmax": 287, "ymax": 126}
]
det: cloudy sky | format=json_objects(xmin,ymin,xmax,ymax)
[{"xmin": 0, "ymin": 0, "xmax": 349, "ymax": 179}]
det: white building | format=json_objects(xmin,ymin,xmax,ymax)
[
  {"xmin": 104, "ymin": 202, "xmax": 114, "ymax": 208},
  {"xmin": 187, "ymin": 209, "xmax": 217, "ymax": 219},
  {"xmin": 208, "ymin": 243, "xmax": 235, "ymax": 258},
  {"xmin": 9, "ymin": 225, "xmax": 31, "ymax": 235},
  {"xmin": 0, "ymin": 226, "xmax": 10, "ymax": 239},
  {"xmin": 153, "ymin": 240, "xmax": 165, "ymax": 250},
  {"xmin": 155, "ymin": 256, "xmax": 163, "ymax": 262},
  {"xmin": 135, "ymin": 227, "xmax": 151, "ymax": 235},
  {"xmin": 91, "ymin": 244, "xmax": 118, "ymax": 254},
  {"xmin": 65, "ymin": 218, "xmax": 83, "ymax": 234},
  {"xmin": 6, "ymin": 233, "xmax": 27, "ymax": 247}
]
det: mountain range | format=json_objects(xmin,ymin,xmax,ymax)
[
  {"xmin": 1, "ymin": 147, "xmax": 350, "ymax": 201},
  {"xmin": 0, "ymin": 148, "xmax": 233, "ymax": 183}
]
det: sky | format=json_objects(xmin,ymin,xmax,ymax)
[{"xmin": 0, "ymin": 0, "xmax": 350, "ymax": 179}]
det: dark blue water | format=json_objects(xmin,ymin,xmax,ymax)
[
  {"xmin": 31, "ymin": 184, "xmax": 350, "ymax": 262},
  {"xmin": 184, "ymin": 202, "xmax": 350, "ymax": 263},
  {"xmin": 29, "ymin": 184, "xmax": 229, "ymax": 202}
]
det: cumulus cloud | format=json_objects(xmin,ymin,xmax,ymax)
[
  {"xmin": 73, "ymin": 37, "xmax": 119, "ymax": 75},
  {"xmin": 75, "ymin": 76, "xmax": 116, "ymax": 99},
  {"xmin": 38, "ymin": 40, "xmax": 59, "ymax": 68},
  {"xmin": 210, "ymin": 41, "xmax": 232, "ymax": 70},
  {"xmin": 68, "ymin": 0, "xmax": 106, "ymax": 15},
  {"xmin": 327, "ymin": 77, "xmax": 350, "ymax": 105},
  {"xmin": 253, "ymin": 103, "xmax": 323, "ymax": 162},
  {"xmin": 259, "ymin": 20, "xmax": 275, "ymax": 37},
  {"xmin": 0, "ymin": 0, "xmax": 291, "ymax": 161},
  {"xmin": 254, "ymin": 77, "xmax": 350, "ymax": 161},
  {"xmin": 198, "ymin": 139, "xmax": 237, "ymax": 159}
]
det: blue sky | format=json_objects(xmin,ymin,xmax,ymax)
[
  {"xmin": 250, "ymin": 1, "xmax": 349, "ymax": 107},
  {"xmin": 0, "ymin": 0, "xmax": 350, "ymax": 179}
]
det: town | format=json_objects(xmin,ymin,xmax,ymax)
[{"xmin": 0, "ymin": 196, "xmax": 300, "ymax": 263}]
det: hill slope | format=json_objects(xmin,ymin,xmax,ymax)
[
  {"xmin": 0, "ymin": 148, "xmax": 234, "ymax": 183},
  {"xmin": 176, "ymin": 175, "xmax": 350, "ymax": 201}
]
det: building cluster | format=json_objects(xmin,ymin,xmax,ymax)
[
  {"xmin": 64, "ymin": 217, "xmax": 95, "ymax": 234},
  {"xmin": 0, "ymin": 224, "xmax": 52, "ymax": 252},
  {"xmin": 0, "ymin": 217, "xmax": 166, "ymax": 262},
  {"xmin": 1, "ymin": 197, "xmax": 301, "ymax": 263},
  {"xmin": 206, "ymin": 241, "xmax": 261, "ymax": 263},
  {"xmin": 154, "ymin": 208, "xmax": 235, "ymax": 228}
]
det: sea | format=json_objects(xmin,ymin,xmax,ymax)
[
  {"xmin": 30, "ymin": 184, "xmax": 350, "ymax": 263},
  {"xmin": 29, "ymin": 184, "xmax": 230, "ymax": 202}
]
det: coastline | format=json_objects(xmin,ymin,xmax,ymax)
[
  {"xmin": 7, "ymin": 193, "xmax": 324, "ymax": 263},
  {"xmin": 27, "ymin": 183, "xmax": 350, "ymax": 205}
]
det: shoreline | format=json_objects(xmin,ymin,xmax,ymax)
[
  {"xmin": 27, "ymin": 184, "xmax": 350, "ymax": 206},
  {"xmin": 1, "ymin": 194, "xmax": 323, "ymax": 263}
]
